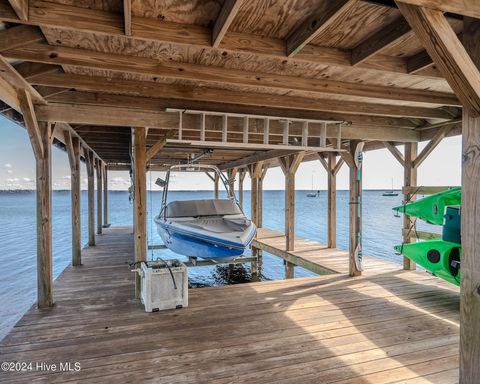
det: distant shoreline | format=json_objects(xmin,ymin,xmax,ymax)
[{"xmin": 0, "ymin": 189, "xmax": 402, "ymax": 193}]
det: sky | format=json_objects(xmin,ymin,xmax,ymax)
[{"xmin": 0, "ymin": 115, "xmax": 462, "ymax": 191}]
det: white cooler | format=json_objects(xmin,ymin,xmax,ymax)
[{"xmin": 137, "ymin": 260, "xmax": 188, "ymax": 312}]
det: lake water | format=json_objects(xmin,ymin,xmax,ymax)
[{"xmin": 0, "ymin": 190, "xmax": 437, "ymax": 340}]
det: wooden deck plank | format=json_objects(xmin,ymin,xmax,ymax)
[
  {"xmin": 253, "ymin": 227, "xmax": 405, "ymax": 275},
  {"xmin": 0, "ymin": 227, "xmax": 459, "ymax": 383}
]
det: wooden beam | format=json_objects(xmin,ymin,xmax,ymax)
[
  {"xmin": 352, "ymin": 18, "xmax": 412, "ymax": 65},
  {"xmin": 220, "ymin": 149, "xmax": 298, "ymax": 170},
  {"xmin": 0, "ymin": 25, "xmax": 43, "ymax": 51},
  {"xmin": 0, "ymin": 0, "xmax": 445, "ymax": 78},
  {"xmin": 123, "ymin": 0, "xmax": 131, "ymax": 36},
  {"xmin": 64, "ymin": 130, "xmax": 81, "ymax": 266},
  {"xmin": 18, "ymin": 89, "xmax": 43, "ymax": 158},
  {"xmin": 333, "ymin": 157, "xmax": 345, "ymax": 176},
  {"xmin": 0, "ymin": 74, "xmax": 20, "ymax": 111},
  {"xmin": 286, "ymin": 0, "xmax": 354, "ymax": 57},
  {"xmin": 397, "ymin": 2, "xmax": 480, "ymax": 116},
  {"xmin": 44, "ymin": 90, "xmax": 421, "ymax": 129},
  {"xmin": 403, "ymin": 142, "xmax": 417, "ymax": 271},
  {"xmin": 407, "ymin": 49, "xmax": 434, "ymax": 74},
  {"xmin": 146, "ymin": 130, "xmax": 174, "ymax": 162},
  {"xmin": 14, "ymin": 62, "xmax": 58, "ymax": 80},
  {"xmin": 6, "ymin": 43, "xmax": 460, "ymax": 106},
  {"xmin": 84, "ymin": 149, "xmax": 95, "ymax": 246},
  {"xmin": 413, "ymin": 125, "xmax": 452, "ymax": 168},
  {"xmin": 383, "ymin": 141, "xmax": 405, "ymax": 166},
  {"xmin": 132, "ymin": 127, "xmax": 147, "ymax": 298},
  {"xmin": 238, "ymin": 169, "xmax": 245, "ymax": 209},
  {"xmin": 7, "ymin": 0, "xmax": 28, "ymax": 21},
  {"xmin": 397, "ymin": 0, "xmax": 480, "ymax": 19},
  {"xmin": 28, "ymin": 73, "xmax": 454, "ymax": 119},
  {"xmin": 212, "ymin": 0, "xmax": 242, "ymax": 48}
]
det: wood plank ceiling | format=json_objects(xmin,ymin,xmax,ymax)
[{"xmin": 0, "ymin": 0, "xmax": 464, "ymax": 169}]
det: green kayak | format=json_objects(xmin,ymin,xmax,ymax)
[
  {"xmin": 393, "ymin": 187, "xmax": 461, "ymax": 225},
  {"xmin": 394, "ymin": 240, "xmax": 461, "ymax": 286}
]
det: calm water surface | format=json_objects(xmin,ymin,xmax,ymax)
[{"xmin": 0, "ymin": 190, "xmax": 437, "ymax": 340}]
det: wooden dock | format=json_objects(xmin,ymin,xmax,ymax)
[
  {"xmin": 253, "ymin": 228, "xmax": 401, "ymax": 276},
  {"xmin": 0, "ymin": 227, "xmax": 460, "ymax": 383}
]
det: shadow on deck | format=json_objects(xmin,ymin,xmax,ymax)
[{"xmin": 0, "ymin": 227, "xmax": 459, "ymax": 383}]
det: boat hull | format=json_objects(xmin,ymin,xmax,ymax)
[
  {"xmin": 394, "ymin": 240, "xmax": 461, "ymax": 286},
  {"xmin": 156, "ymin": 221, "xmax": 255, "ymax": 260}
]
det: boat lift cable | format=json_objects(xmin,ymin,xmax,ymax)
[{"xmin": 147, "ymin": 159, "xmax": 177, "ymax": 290}]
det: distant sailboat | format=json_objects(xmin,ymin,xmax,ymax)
[
  {"xmin": 382, "ymin": 178, "xmax": 398, "ymax": 197},
  {"xmin": 307, "ymin": 173, "xmax": 319, "ymax": 197}
]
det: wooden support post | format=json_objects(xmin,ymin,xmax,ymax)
[
  {"xmin": 238, "ymin": 169, "xmax": 246, "ymax": 209},
  {"xmin": 348, "ymin": 141, "xmax": 363, "ymax": 277},
  {"xmin": 403, "ymin": 142, "xmax": 418, "ymax": 270},
  {"xmin": 280, "ymin": 153, "xmax": 304, "ymax": 252},
  {"xmin": 257, "ymin": 166, "xmax": 267, "ymax": 228},
  {"xmin": 214, "ymin": 173, "xmax": 219, "ymax": 199},
  {"xmin": 327, "ymin": 153, "xmax": 337, "ymax": 248},
  {"xmin": 85, "ymin": 150, "xmax": 95, "ymax": 246},
  {"xmin": 32, "ymin": 122, "xmax": 54, "ymax": 308},
  {"xmin": 19, "ymin": 86, "xmax": 54, "ymax": 307},
  {"xmin": 250, "ymin": 169, "xmax": 258, "ymax": 226},
  {"xmin": 132, "ymin": 127, "xmax": 147, "ymax": 298},
  {"xmin": 460, "ymin": 17, "xmax": 480, "ymax": 383},
  {"xmin": 285, "ymin": 261, "xmax": 295, "ymax": 279},
  {"xmin": 64, "ymin": 131, "xmax": 82, "ymax": 266},
  {"xmin": 103, "ymin": 163, "xmax": 108, "ymax": 226},
  {"xmin": 227, "ymin": 167, "xmax": 237, "ymax": 199},
  {"xmin": 95, "ymin": 158, "xmax": 103, "ymax": 235}
]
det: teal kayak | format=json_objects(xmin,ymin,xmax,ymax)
[
  {"xmin": 394, "ymin": 240, "xmax": 461, "ymax": 286},
  {"xmin": 393, "ymin": 187, "xmax": 461, "ymax": 225}
]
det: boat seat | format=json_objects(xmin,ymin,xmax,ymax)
[{"xmin": 165, "ymin": 199, "xmax": 242, "ymax": 218}]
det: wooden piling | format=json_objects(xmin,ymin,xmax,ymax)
[
  {"xmin": 85, "ymin": 150, "xmax": 95, "ymax": 246},
  {"xmin": 95, "ymin": 158, "xmax": 103, "ymax": 235},
  {"xmin": 348, "ymin": 141, "xmax": 363, "ymax": 277},
  {"xmin": 327, "ymin": 153, "xmax": 337, "ymax": 248},
  {"xmin": 103, "ymin": 163, "xmax": 108, "ymax": 226},
  {"xmin": 132, "ymin": 127, "xmax": 147, "ymax": 298},
  {"xmin": 64, "ymin": 131, "xmax": 82, "ymax": 266},
  {"xmin": 214, "ymin": 173, "xmax": 219, "ymax": 199},
  {"xmin": 36, "ymin": 123, "xmax": 54, "ymax": 307},
  {"xmin": 280, "ymin": 153, "xmax": 304, "ymax": 252},
  {"xmin": 460, "ymin": 17, "xmax": 480, "ymax": 383},
  {"xmin": 238, "ymin": 169, "xmax": 246, "ymax": 209},
  {"xmin": 403, "ymin": 142, "xmax": 418, "ymax": 270}
]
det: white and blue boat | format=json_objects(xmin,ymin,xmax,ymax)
[{"xmin": 154, "ymin": 165, "xmax": 256, "ymax": 261}]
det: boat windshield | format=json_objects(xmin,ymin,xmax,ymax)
[{"xmin": 159, "ymin": 165, "xmax": 239, "ymax": 217}]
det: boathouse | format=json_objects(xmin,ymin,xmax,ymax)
[{"xmin": 0, "ymin": 0, "xmax": 478, "ymax": 382}]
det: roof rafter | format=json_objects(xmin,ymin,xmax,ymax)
[
  {"xmin": 2, "ymin": 43, "xmax": 459, "ymax": 105},
  {"xmin": 352, "ymin": 18, "xmax": 411, "ymax": 65},
  {"xmin": 212, "ymin": 0, "xmax": 243, "ymax": 48},
  {"xmin": 286, "ymin": 0, "xmax": 355, "ymax": 57},
  {"xmin": 28, "ymin": 72, "xmax": 455, "ymax": 119},
  {"xmin": 398, "ymin": 2, "xmax": 480, "ymax": 116},
  {"xmin": 0, "ymin": 0, "xmax": 443, "ymax": 79}
]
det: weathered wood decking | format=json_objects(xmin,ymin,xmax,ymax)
[
  {"xmin": 253, "ymin": 227, "xmax": 401, "ymax": 275},
  {"xmin": 0, "ymin": 227, "xmax": 460, "ymax": 383}
]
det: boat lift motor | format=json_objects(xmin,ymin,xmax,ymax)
[{"xmin": 131, "ymin": 259, "xmax": 188, "ymax": 312}]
